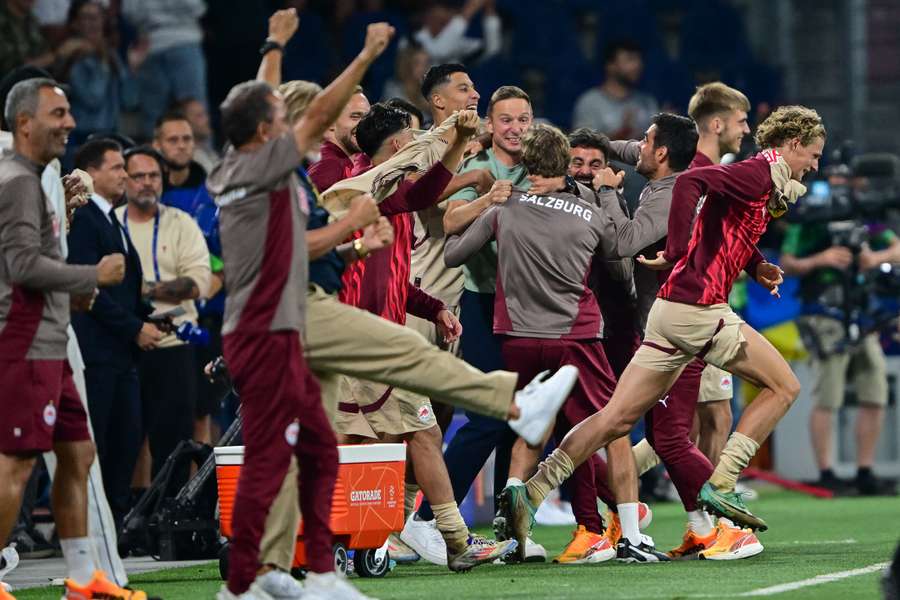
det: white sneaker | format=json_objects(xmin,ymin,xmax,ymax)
[
  {"xmin": 303, "ymin": 572, "xmax": 375, "ymax": 600},
  {"xmin": 534, "ymin": 498, "xmax": 576, "ymax": 526},
  {"xmin": 0, "ymin": 545, "xmax": 18, "ymax": 589},
  {"xmin": 217, "ymin": 584, "xmax": 275, "ymax": 599},
  {"xmin": 509, "ymin": 366, "xmax": 579, "ymax": 445},
  {"xmin": 252, "ymin": 569, "xmax": 305, "ymax": 599},
  {"xmin": 524, "ymin": 536, "xmax": 547, "ymax": 562},
  {"xmin": 399, "ymin": 513, "xmax": 447, "ymax": 566}
]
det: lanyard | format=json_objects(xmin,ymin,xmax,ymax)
[{"xmin": 123, "ymin": 208, "xmax": 161, "ymax": 281}]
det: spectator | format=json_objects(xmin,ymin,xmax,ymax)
[
  {"xmin": 381, "ymin": 43, "xmax": 432, "ymax": 124},
  {"xmin": 152, "ymin": 111, "xmax": 207, "ymax": 213},
  {"xmin": 414, "ymin": 0, "xmax": 501, "ymax": 65},
  {"xmin": 573, "ymin": 40, "xmax": 659, "ymax": 140},
  {"xmin": 117, "ymin": 146, "xmax": 210, "ymax": 487},
  {"xmin": 0, "ymin": 0, "xmax": 54, "ymax": 74},
  {"xmin": 307, "ymin": 86, "xmax": 370, "ymax": 192},
  {"xmin": 121, "ymin": 0, "xmax": 208, "ymax": 138},
  {"xmin": 58, "ymin": 0, "xmax": 148, "ymax": 151},
  {"xmin": 176, "ymin": 97, "xmax": 219, "ymax": 172},
  {"xmin": 68, "ymin": 138, "xmax": 161, "ymax": 529}
]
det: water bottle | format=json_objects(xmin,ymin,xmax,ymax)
[{"xmin": 175, "ymin": 322, "xmax": 210, "ymax": 346}]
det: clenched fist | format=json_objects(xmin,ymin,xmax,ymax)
[
  {"xmin": 360, "ymin": 22, "xmax": 395, "ymax": 63},
  {"xmin": 486, "ymin": 180, "xmax": 513, "ymax": 205},
  {"xmin": 347, "ymin": 194, "xmax": 381, "ymax": 230},
  {"xmin": 96, "ymin": 253, "xmax": 125, "ymax": 286},
  {"xmin": 593, "ymin": 167, "xmax": 625, "ymax": 190},
  {"xmin": 267, "ymin": 8, "xmax": 299, "ymax": 46},
  {"xmin": 454, "ymin": 110, "xmax": 481, "ymax": 139}
]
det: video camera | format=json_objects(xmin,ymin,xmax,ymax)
[
  {"xmin": 788, "ymin": 148, "xmax": 900, "ymax": 226},
  {"xmin": 789, "ymin": 146, "xmax": 900, "ymax": 354}
]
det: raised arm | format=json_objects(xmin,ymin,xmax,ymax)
[
  {"xmin": 292, "ymin": 23, "xmax": 395, "ymax": 156},
  {"xmin": 607, "ymin": 140, "xmax": 641, "ymax": 165},
  {"xmin": 256, "ymin": 8, "xmax": 299, "ymax": 87}
]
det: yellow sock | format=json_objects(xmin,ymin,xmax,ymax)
[
  {"xmin": 525, "ymin": 448, "xmax": 574, "ymax": 507},
  {"xmin": 632, "ymin": 439, "xmax": 661, "ymax": 476},
  {"xmin": 708, "ymin": 432, "xmax": 759, "ymax": 492},
  {"xmin": 404, "ymin": 483, "xmax": 419, "ymax": 520},
  {"xmin": 431, "ymin": 501, "xmax": 469, "ymax": 553}
]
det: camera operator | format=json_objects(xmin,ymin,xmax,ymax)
[
  {"xmin": 116, "ymin": 146, "xmax": 211, "ymax": 492},
  {"xmin": 781, "ymin": 203, "xmax": 900, "ymax": 495}
]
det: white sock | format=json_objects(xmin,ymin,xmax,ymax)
[
  {"xmin": 60, "ymin": 537, "xmax": 96, "ymax": 586},
  {"xmin": 617, "ymin": 503, "xmax": 641, "ymax": 545},
  {"xmin": 506, "ymin": 477, "xmax": 523, "ymax": 487},
  {"xmin": 686, "ymin": 510, "xmax": 715, "ymax": 536}
]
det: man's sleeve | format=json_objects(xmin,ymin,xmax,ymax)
[
  {"xmin": 175, "ymin": 213, "xmax": 212, "ymax": 298},
  {"xmin": 444, "ymin": 205, "xmax": 497, "ymax": 267},
  {"xmin": 406, "ymin": 283, "xmax": 445, "ymax": 322},
  {"xmin": 664, "ymin": 179, "xmax": 700, "ymax": 265},
  {"xmin": 0, "ymin": 176, "xmax": 96, "ymax": 293},
  {"xmin": 662, "ymin": 161, "xmax": 769, "ymax": 263},
  {"xmin": 67, "ymin": 210, "xmax": 143, "ymax": 342},
  {"xmin": 607, "ymin": 140, "xmax": 641, "ymax": 165},
  {"xmin": 596, "ymin": 186, "xmax": 669, "ymax": 259},
  {"xmin": 378, "ymin": 162, "xmax": 453, "ymax": 215}
]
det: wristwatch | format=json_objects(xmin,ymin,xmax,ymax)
[
  {"xmin": 598, "ymin": 185, "xmax": 616, "ymax": 193},
  {"xmin": 353, "ymin": 238, "xmax": 370, "ymax": 260},
  {"xmin": 259, "ymin": 39, "xmax": 284, "ymax": 56}
]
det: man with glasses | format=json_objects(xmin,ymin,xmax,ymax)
[{"xmin": 116, "ymin": 146, "xmax": 210, "ymax": 491}]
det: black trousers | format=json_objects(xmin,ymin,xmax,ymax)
[
  {"xmin": 139, "ymin": 344, "xmax": 197, "ymax": 488},
  {"xmin": 84, "ymin": 363, "xmax": 142, "ymax": 529}
]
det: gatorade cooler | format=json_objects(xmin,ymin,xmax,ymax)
[{"xmin": 215, "ymin": 443, "xmax": 406, "ymax": 579}]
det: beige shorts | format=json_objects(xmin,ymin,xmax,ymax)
[
  {"xmin": 632, "ymin": 299, "xmax": 746, "ymax": 372},
  {"xmin": 802, "ymin": 316, "xmax": 888, "ymax": 410},
  {"xmin": 698, "ymin": 364, "xmax": 734, "ymax": 403},
  {"xmin": 335, "ymin": 377, "xmax": 437, "ymax": 439}
]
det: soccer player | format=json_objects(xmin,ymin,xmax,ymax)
[
  {"xmin": 661, "ymin": 82, "xmax": 765, "ymax": 559},
  {"xmin": 206, "ymin": 20, "xmax": 396, "ymax": 600},
  {"xmin": 497, "ymin": 105, "xmax": 824, "ymax": 545},
  {"xmin": 0, "ymin": 78, "xmax": 143, "ymax": 600},
  {"xmin": 446, "ymin": 123, "xmax": 668, "ymax": 563}
]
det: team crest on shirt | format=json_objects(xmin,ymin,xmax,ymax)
[
  {"xmin": 720, "ymin": 376, "xmax": 733, "ymax": 391},
  {"xmin": 284, "ymin": 419, "xmax": 300, "ymax": 446},
  {"xmin": 658, "ymin": 394, "xmax": 670, "ymax": 408},
  {"xmin": 43, "ymin": 403, "xmax": 57, "ymax": 427},
  {"xmin": 417, "ymin": 405, "xmax": 433, "ymax": 424}
]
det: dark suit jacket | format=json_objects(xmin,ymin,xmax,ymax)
[{"xmin": 67, "ymin": 199, "xmax": 150, "ymax": 367}]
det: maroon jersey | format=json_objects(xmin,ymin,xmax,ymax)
[
  {"xmin": 659, "ymin": 152, "xmax": 777, "ymax": 305},
  {"xmin": 339, "ymin": 161, "xmax": 452, "ymax": 325}
]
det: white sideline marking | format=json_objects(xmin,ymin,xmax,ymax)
[
  {"xmin": 737, "ymin": 562, "xmax": 889, "ymax": 596},
  {"xmin": 768, "ymin": 538, "xmax": 858, "ymax": 546}
]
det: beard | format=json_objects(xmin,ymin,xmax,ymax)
[
  {"xmin": 339, "ymin": 132, "xmax": 360, "ymax": 155},
  {"xmin": 131, "ymin": 192, "xmax": 159, "ymax": 210}
]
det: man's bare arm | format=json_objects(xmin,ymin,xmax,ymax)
[{"xmin": 292, "ymin": 23, "xmax": 395, "ymax": 155}]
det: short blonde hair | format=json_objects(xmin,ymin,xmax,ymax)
[
  {"xmin": 755, "ymin": 105, "xmax": 826, "ymax": 149},
  {"xmin": 687, "ymin": 82, "xmax": 750, "ymax": 127},
  {"xmin": 278, "ymin": 80, "xmax": 323, "ymax": 125},
  {"xmin": 522, "ymin": 123, "xmax": 569, "ymax": 178}
]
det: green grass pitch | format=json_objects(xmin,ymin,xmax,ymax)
[{"xmin": 14, "ymin": 489, "xmax": 898, "ymax": 599}]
